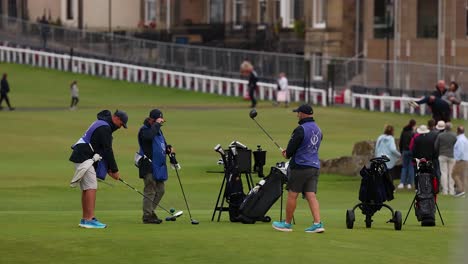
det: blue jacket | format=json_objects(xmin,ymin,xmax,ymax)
[
  {"xmin": 375, "ymin": 134, "xmax": 401, "ymax": 169},
  {"xmin": 138, "ymin": 118, "xmax": 168, "ymax": 181}
]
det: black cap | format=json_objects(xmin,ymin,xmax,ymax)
[
  {"xmin": 114, "ymin": 110, "xmax": 128, "ymax": 128},
  {"xmin": 150, "ymin": 109, "xmax": 163, "ymax": 119},
  {"xmin": 292, "ymin": 104, "xmax": 313, "ymax": 115}
]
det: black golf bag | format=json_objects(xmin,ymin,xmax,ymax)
[
  {"xmin": 238, "ymin": 167, "xmax": 287, "ymax": 224},
  {"xmin": 414, "ymin": 160, "xmax": 438, "ymax": 226},
  {"xmin": 346, "ymin": 156, "xmax": 402, "ymax": 230},
  {"xmin": 225, "ymin": 169, "xmax": 245, "ymax": 222}
]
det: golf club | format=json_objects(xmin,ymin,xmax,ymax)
[
  {"xmin": 169, "ymin": 153, "xmax": 199, "ymax": 225},
  {"xmin": 249, "ymin": 109, "xmax": 284, "ymax": 152},
  {"xmin": 214, "ymin": 144, "xmax": 227, "ymax": 165},
  {"xmin": 118, "ymin": 178, "xmax": 183, "ymax": 220}
]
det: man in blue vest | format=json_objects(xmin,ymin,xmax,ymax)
[
  {"xmin": 137, "ymin": 109, "xmax": 173, "ymax": 224},
  {"xmin": 272, "ymin": 104, "xmax": 325, "ymax": 233},
  {"xmin": 69, "ymin": 109, "xmax": 128, "ymax": 228}
]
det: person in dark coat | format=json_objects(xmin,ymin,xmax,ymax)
[
  {"xmin": 69, "ymin": 109, "xmax": 128, "ymax": 228},
  {"xmin": 398, "ymin": 119, "xmax": 416, "ymax": 189},
  {"xmin": 0, "ymin": 73, "xmax": 15, "ymax": 110},
  {"xmin": 240, "ymin": 61, "xmax": 259, "ymax": 108}
]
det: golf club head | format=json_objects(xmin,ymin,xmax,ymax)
[
  {"xmin": 214, "ymin": 144, "xmax": 225, "ymax": 155},
  {"xmin": 249, "ymin": 109, "xmax": 258, "ymax": 119},
  {"xmin": 165, "ymin": 216, "xmax": 176, "ymax": 221},
  {"xmin": 191, "ymin": 219, "xmax": 200, "ymax": 225},
  {"xmin": 173, "ymin": 210, "xmax": 183, "ymax": 217}
]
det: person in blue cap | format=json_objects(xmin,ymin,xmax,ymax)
[
  {"xmin": 69, "ymin": 109, "xmax": 128, "ymax": 228},
  {"xmin": 272, "ymin": 104, "xmax": 325, "ymax": 233}
]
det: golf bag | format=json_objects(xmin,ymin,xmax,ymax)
[
  {"xmin": 225, "ymin": 169, "xmax": 245, "ymax": 222},
  {"xmin": 238, "ymin": 167, "xmax": 287, "ymax": 224},
  {"xmin": 358, "ymin": 158, "xmax": 395, "ymax": 214},
  {"xmin": 414, "ymin": 160, "xmax": 438, "ymax": 226}
]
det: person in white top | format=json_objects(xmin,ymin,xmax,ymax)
[
  {"xmin": 275, "ymin": 72, "xmax": 289, "ymax": 107},
  {"xmin": 70, "ymin": 80, "xmax": 79, "ymax": 110},
  {"xmin": 453, "ymin": 126, "xmax": 468, "ymax": 197}
]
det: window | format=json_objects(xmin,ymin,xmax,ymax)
[
  {"xmin": 145, "ymin": 0, "xmax": 156, "ymax": 23},
  {"xmin": 66, "ymin": 0, "xmax": 74, "ymax": 20},
  {"xmin": 210, "ymin": 0, "xmax": 224, "ymax": 23},
  {"xmin": 8, "ymin": 0, "xmax": 17, "ymax": 18},
  {"xmin": 466, "ymin": 1, "xmax": 468, "ymax": 36},
  {"xmin": 417, "ymin": 0, "xmax": 438, "ymax": 38},
  {"xmin": 275, "ymin": 0, "xmax": 281, "ymax": 21},
  {"xmin": 258, "ymin": 0, "xmax": 267, "ymax": 26},
  {"xmin": 313, "ymin": 53, "xmax": 323, "ymax": 80},
  {"xmin": 233, "ymin": 0, "xmax": 243, "ymax": 29},
  {"xmin": 313, "ymin": 0, "xmax": 326, "ymax": 28},
  {"xmin": 373, "ymin": 0, "xmax": 394, "ymax": 39},
  {"xmin": 278, "ymin": 0, "xmax": 301, "ymax": 28}
]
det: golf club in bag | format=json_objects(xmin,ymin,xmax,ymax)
[
  {"xmin": 169, "ymin": 153, "xmax": 199, "ymax": 225},
  {"xmin": 118, "ymin": 178, "xmax": 183, "ymax": 221},
  {"xmin": 249, "ymin": 109, "xmax": 284, "ymax": 152}
]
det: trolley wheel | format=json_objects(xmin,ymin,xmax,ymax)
[
  {"xmin": 394, "ymin": 211, "xmax": 402, "ymax": 231},
  {"xmin": 346, "ymin": 209, "xmax": 355, "ymax": 229},
  {"xmin": 262, "ymin": 216, "xmax": 271, "ymax": 223},
  {"xmin": 365, "ymin": 215, "xmax": 372, "ymax": 228}
]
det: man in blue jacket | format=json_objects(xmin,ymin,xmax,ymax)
[
  {"xmin": 272, "ymin": 104, "xmax": 325, "ymax": 233},
  {"xmin": 69, "ymin": 109, "xmax": 128, "ymax": 228},
  {"xmin": 137, "ymin": 109, "xmax": 173, "ymax": 224}
]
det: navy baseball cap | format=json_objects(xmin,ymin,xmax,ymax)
[
  {"xmin": 150, "ymin": 109, "xmax": 163, "ymax": 119},
  {"xmin": 292, "ymin": 104, "xmax": 313, "ymax": 115},
  {"xmin": 114, "ymin": 110, "xmax": 128, "ymax": 128}
]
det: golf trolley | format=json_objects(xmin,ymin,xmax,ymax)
[
  {"xmin": 403, "ymin": 158, "xmax": 445, "ymax": 227},
  {"xmin": 346, "ymin": 156, "xmax": 403, "ymax": 231}
]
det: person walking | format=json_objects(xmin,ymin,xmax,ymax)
[
  {"xmin": 0, "ymin": 73, "xmax": 15, "ymax": 111},
  {"xmin": 240, "ymin": 61, "xmax": 258, "ymax": 108},
  {"xmin": 69, "ymin": 109, "xmax": 128, "ymax": 228},
  {"xmin": 70, "ymin": 80, "xmax": 79, "ymax": 110},
  {"xmin": 453, "ymin": 126, "xmax": 468, "ymax": 197},
  {"xmin": 275, "ymin": 72, "xmax": 289, "ymax": 107},
  {"xmin": 435, "ymin": 122, "xmax": 458, "ymax": 195},
  {"xmin": 137, "ymin": 109, "xmax": 173, "ymax": 224},
  {"xmin": 272, "ymin": 104, "xmax": 324, "ymax": 233},
  {"xmin": 398, "ymin": 120, "xmax": 416, "ymax": 189}
]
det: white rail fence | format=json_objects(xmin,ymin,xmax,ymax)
[
  {"xmin": 0, "ymin": 45, "xmax": 327, "ymax": 106},
  {"xmin": 351, "ymin": 93, "xmax": 468, "ymax": 120}
]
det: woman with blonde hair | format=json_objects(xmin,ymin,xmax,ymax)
[{"xmin": 240, "ymin": 61, "xmax": 258, "ymax": 108}]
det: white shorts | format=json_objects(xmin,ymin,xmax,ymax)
[{"xmin": 74, "ymin": 163, "xmax": 98, "ymax": 190}]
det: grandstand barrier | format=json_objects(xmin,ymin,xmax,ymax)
[{"xmin": 0, "ymin": 45, "xmax": 327, "ymax": 106}]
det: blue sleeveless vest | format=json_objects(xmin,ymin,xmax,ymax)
[
  {"xmin": 293, "ymin": 121, "xmax": 322, "ymax": 169},
  {"xmin": 138, "ymin": 125, "xmax": 168, "ymax": 181},
  {"xmin": 79, "ymin": 120, "xmax": 110, "ymax": 179}
]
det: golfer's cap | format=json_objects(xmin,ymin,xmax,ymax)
[
  {"xmin": 149, "ymin": 109, "xmax": 163, "ymax": 119},
  {"xmin": 292, "ymin": 104, "xmax": 313, "ymax": 115},
  {"xmin": 114, "ymin": 110, "xmax": 128, "ymax": 128}
]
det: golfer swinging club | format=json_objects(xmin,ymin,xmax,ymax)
[
  {"xmin": 137, "ymin": 109, "xmax": 174, "ymax": 224},
  {"xmin": 69, "ymin": 109, "xmax": 128, "ymax": 228},
  {"xmin": 272, "ymin": 104, "xmax": 325, "ymax": 233}
]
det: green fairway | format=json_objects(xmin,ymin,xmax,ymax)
[{"xmin": 0, "ymin": 63, "xmax": 467, "ymax": 264}]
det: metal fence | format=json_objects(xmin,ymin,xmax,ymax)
[{"xmin": 0, "ymin": 15, "xmax": 467, "ymax": 99}]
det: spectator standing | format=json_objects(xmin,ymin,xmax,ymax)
[
  {"xmin": 240, "ymin": 61, "xmax": 258, "ymax": 108},
  {"xmin": 70, "ymin": 80, "xmax": 79, "ymax": 110},
  {"xmin": 435, "ymin": 123, "xmax": 458, "ymax": 195},
  {"xmin": 0, "ymin": 73, "xmax": 14, "ymax": 111},
  {"xmin": 398, "ymin": 119, "xmax": 416, "ymax": 189},
  {"xmin": 375, "ymin": 125, "xmax": 401, "ymax": 181},
  {"xmin": 275, "ymin": 72, "xmax": 289, "ymax": 107},
  {"xmin": 453, "ymin": 126, "xmax": 468, "ymax": 197}
]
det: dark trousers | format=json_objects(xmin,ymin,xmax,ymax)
[
  {"xmin": 70, "ymin": 97, "xmax": 79, "ymax": 108},
  {"xmin": 249, "ymin": 87, "xmax": 257, "ymax": 108},
  {"xmin": 0, "ymin": 93, "xmax": 12, "ymax": 109},
  {"xmin": 142, "ymin": 173, "xmax": 165, "ymax": 219}
]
